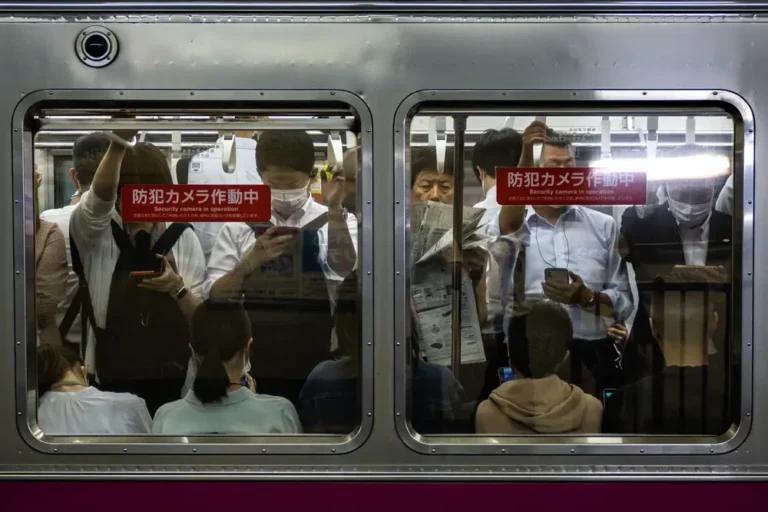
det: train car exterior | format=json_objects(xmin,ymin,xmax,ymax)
[{"xmin": 1, "ymin": 1, "xmax": 768, "ymax": 502}]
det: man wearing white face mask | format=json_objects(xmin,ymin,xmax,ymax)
[
  {"xmin": 204, "ymin": 130, "xmax": 358, "ymax": 405},
  {"xmin": 619, "ymin": 149, "xmax": 733, "ymax": 382}
]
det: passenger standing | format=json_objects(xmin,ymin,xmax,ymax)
[
  {"xmin": 69, "ymin": 133, "xmax": 205, "ymax": 414},
  {"xmin": 619, "ymin": 147, "xmax": 732, "ymax": 382},
  {"xmin": 153, "ymin": 300, "xmax": 300, "ymax": 435},
  {"xmin": 35, "ymin": 172, "xmax": 68, "ymax": 347},
  {"xmin": 498, "ymin": 122, "xmax": 634, "ymax": 396},
  {"xmin": 475, "ymin": 301, "xmax": 602, "ymax": 434},
  {"xmin": 205, "ymin": 130, "xmax": 358, "ymax": 405},
  {"xmin": 42, "ymin": 133, "xmax": 111, "ymax": 351}
]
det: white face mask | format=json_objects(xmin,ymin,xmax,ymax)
[
  {"xmin": 243, "ymin": 351, "xmax": 251, "ymax": 377},
  {"xmin": 272, "ymin": 188, "xmax": 308, "ymax": 217},
  {"xmin": 667, "ymin": 195, "xmax": 711, "ymax": 228}
]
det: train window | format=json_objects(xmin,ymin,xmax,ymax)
[
  {"xmin": 397, "ymin": 96, "xmax": 748, "ymax": 452},
  {"xmin": 20, "ymin": 94, "xmax": 371, "ymax": 453}
]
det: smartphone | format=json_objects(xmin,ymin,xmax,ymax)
[
  {"xmin": 544, "ymin": 268, "xmax": 569, "ymax": 287},
  {"xmin": 274, "ymin": 226, "xmax": 301, "ymax": 237},
  {"xmin": 498, "ymin": 367, "xmax": 515, "ymax": 384},
  {"xmin": 128, "ymin": 270, "xmax": 161, "ymax": 285},
  {"xmin": 602, "ymin": 388, "xmax": 616, "ymax": 407},
  {"xmin": 240, "ymin": 375, "xmax": 248, "ymax": 387}
]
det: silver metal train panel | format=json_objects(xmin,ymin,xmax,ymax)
[{"xmin": 0, "ymin": 4, "xmax": 766, "ymax": 478}]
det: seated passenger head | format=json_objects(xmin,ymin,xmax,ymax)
[
  {"xmin": 256, "ymin": 130, "xmax": 316, "ymax": 217},
  {"xmin": 116, "ymin": 142, "xmax": 174, "ymax": 233},
  {"xmin": 334, "ymin": 270, "xmax": 359, "ymax": 360},
  {"xmin": 472, "ymin": 128, "xmax": 523, "ymax": 189},
  {"xmin": 410, "ymin": 146, "xmax": 455, "ymax": 204},
  {"xmin": 649, "ymin": 284, "xmax": 720, "ymax": 363},
  {"xmin": 507, "ymin": 301, "xmax": 572, "ymax": 379},
  {"xmin": 661, "ymin": 145, "xmax": 718, "ymax": 226},
  {"xmin": 71, "ymin": 132, "xmax": 110, "ymax": 194},
  {"xmin": 541, "ymin": 130, "xmax": 576, "ymax": 168},
  {"xmin": 191, "ymin": 300, "xmax": 253, "ymax": 404},
  {"xmin": 37, "ymin": 344, "xmax": 87, "ymax": 396}
]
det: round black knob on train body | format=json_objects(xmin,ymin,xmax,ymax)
[{"xmin": 76, "ymin": 26, "xmax": 118, "ymax": 68}]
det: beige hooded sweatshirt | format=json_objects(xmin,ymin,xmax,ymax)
[{"xmin": 475, "ymin": 375, "xmax": 603, "ymax": 434}]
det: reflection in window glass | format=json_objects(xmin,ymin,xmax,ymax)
[
  {"xmin": 406, "ymin": 113, "xmax": 736, "ymax": 437},
  {"xmin": 34, "ymin": 113, "xmax": 362, "ymax": 437}
]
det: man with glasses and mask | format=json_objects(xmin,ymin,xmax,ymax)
[{"xmin": 619, "ymin": 145, "xmax": 732, "ymax": 382}]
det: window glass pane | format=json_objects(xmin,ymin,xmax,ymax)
[
  {"xmin": 406, "ymin": 112, "xmax": 737, "ymax": 437},
  {"xmin": 33, "ymin": 112, "xmax": 362, "ymax": 437}
]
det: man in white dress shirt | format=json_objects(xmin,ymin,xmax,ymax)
[
  {"xmin": 41, "ymin": 133, "xmax": 111, "ymax": 352},
  {"xmin": 499, "ymin": 122, "xmax": 634, "ymax": 396},
  {"xmin": 205, "ymin": 130, "xmax": 357, "ymax": 404},
  {"xmin": 472, "ymin": 128, "xmax": 523, "ymax": 236},
  {"xmin": 188, "ymin": 130, "xmax": 262, "ymax": 261}
]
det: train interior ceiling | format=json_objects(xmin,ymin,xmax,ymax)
[{"xmin": 35, "ymin": 113, "xmax": 733, "ymax": 212}]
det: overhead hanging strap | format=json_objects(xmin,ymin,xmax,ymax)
[
  {"xmin": 327, "ymin": 131, "xmax": 344, "ymax": 168},
  {"xmin": 428, "ymin": 117, "xmax": 447, "ymax": 173},
  {"xmin": 503, "ymin": 116, "xmax": 516, "ymax": 129},
  {"xmin": 601, "ymin": 116, "xmax": 612, "ymax": 160},
  {"xmin": 686, "ymin": 116, "xmax": 696, "ymax": 145},
  {"xmin": 646, "ymin": 116, "xmax": 659, "ymax": 160},
  {"xmin": 170, "ymin": 130, "xmax": 181, "ymax": 160}
]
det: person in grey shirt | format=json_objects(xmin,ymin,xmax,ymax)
[{"xmin": 153, "ymin": 300, "xmax": 300, "ymax": 435}]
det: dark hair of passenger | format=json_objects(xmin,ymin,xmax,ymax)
[
  {"xmin": 37, "ymin": 344, "xmax": 83, "ymax": 396},
  {"xmin": 118, "ymin": 142, "xmax": 173, "ymax": 188},
  {"xmin": 471, "ymin": 128, "xmax": 523, "ymax": 181},
  {"xmin": 175, "ymin": 157, "xmax": 191, "ymax": 185},
  {"xmin": 192, "ymin": 300, "xmax": 253, "ymax": 404},
  {"xmin": 72, "ymin": 133, "xmax": 110, "ymax": 187},
  {"xmin": 544, "ymin": 129, "xmax": 575, "ymax": 151},
  {"xmin": 410, "ymin": 146, "xmax": 455, "ymax": 188},
  {"xmin": 507, "ymin": 301, "xmax": 572, "ymax": 379},
  {"xmin": 256, "ymin": 130, "xmax": 316, "ymax": 175}
]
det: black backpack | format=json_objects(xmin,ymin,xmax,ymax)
[{"xmin": 62, "ymin": 220, "xmax": 192, "ymax": 414}]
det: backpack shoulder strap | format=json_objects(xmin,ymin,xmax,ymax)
[
  {"xmin": 153, "ymin": 222, "xmax": 192, "ymax": 255},
  {"xmin": 303, "ymin": 212, "xmax": 329, "ymax": 232},
  {"xmin": 60, "ymin": 228, "xmax": 101, "ymax": 353},
  {"xmin": 109, "ymin": 219, "xmax": 134, "ymax": 253}
]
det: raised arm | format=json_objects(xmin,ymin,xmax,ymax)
[{"xmin": 498, "ymin": 120, "xmax": 549, "ymax": 235}]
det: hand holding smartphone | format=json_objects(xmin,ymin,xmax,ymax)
[
  {"xmin": 498, "ymin": 367, "xmax": 515, "ymax": 384},
  {"xmin": 544, "ymin": 268, "xmax": 570, "ymax": 287}
]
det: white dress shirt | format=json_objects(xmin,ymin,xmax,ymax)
[
  {"xmin": 677, "ymin": 215, "xmax": 711, "ymax": 266},
  {"xmin": 152, "ymin": 387, "xmax": 300, "ymax": 435},
  {"xmin": 38, "ymin": 386, "xmax": 152, "ymax": 435},
  {"xmin": 188, "ymin": 136, "xmax": 262, "ymax": 261},
  {"xmin": 204, "ymin": 196, "xmax": 358, "ymax": 301},
  {"xmin": 515, "ymin": 206, "xmax": 634, "ymax": 340},
  {"xmin": 715, "ymin": 175, "xmax": 733, "ymax": 216},
  {"xmin": 40, "ymin": 204, "xmax": 80, "ymax": 345},
  {"xmin": 70, "ymin": 190, "xmax": 206, "ymax": 373},
  {"xmin": 473, "ymin": 185, "xmax": 517, "ymax": 336}
]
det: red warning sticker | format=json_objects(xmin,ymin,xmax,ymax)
[
  {"xmin": 120, "ymin": 185, "xmax": 272, "ymax": 223},
  {"xmin": 496, "ymin": 167, "xmax": 648, "ymax": 206}
]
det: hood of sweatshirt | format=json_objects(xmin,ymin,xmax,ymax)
[{"xmin": 488, "ymin": 375, "xmax": 592, "ymax": 433}]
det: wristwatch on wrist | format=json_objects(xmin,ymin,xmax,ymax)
[
  {"xmin": 329, "ymin": 207, "xmax": 348, "ymax": 222},
  {"xmin": 174, "ymin": 285, "xmax": 188, "ymax": 300},
  {"xmin": 581, "ymin": 288, "xmax": 597, "ymax": 309}
]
